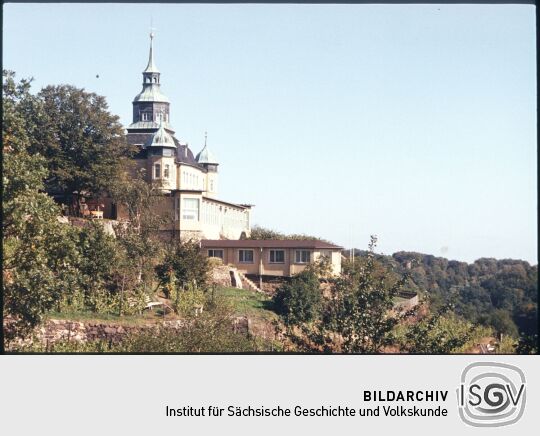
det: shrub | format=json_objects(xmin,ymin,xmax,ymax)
[
  {"xmin": 273, "ymin": 269, "xmax": 322, "ymax": 325},
  {"xmin": 208, "ymin": 256, "xmax": 223, "ymax": 267},
  {"xmin": 155, "ymin": 240, "xmax": 210, "ymax": 296}
]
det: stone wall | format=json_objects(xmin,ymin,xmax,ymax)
[
  {"xmin": 4, "ymin": 317, "xmax": 250, "ymax": 350},
  {"xmin": 210, "ymin": 265, "xmax": 235, "ymax": 288},
  {"xmin": 394, "ymin": 291, "xmax": 419, "ymax": 312}
]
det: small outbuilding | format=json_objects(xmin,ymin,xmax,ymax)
[{"xmin": 200, "ymin": 239, "xmax": 343, "ymax": 277}]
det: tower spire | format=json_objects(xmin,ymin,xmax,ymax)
[
  {"xmin": 144, "ymin": 30, "xmax": 159, "ymax": 73},
  {"xmin": 130, "ymin": 29, "xmax": 171, "ymax": 132}
]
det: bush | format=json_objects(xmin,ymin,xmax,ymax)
[
  {"xmin": 273, "ymin": 269, "xmax": 322, "ymax": 325},
  {"xmin": 400, "ymin": 306, "xmax": 476, "ymax": 354},
  {"xmin": 155, "ymin": 240, "xmax": 210, "ymax": 296},
  {"xmin": 208, "ymin": 257, "xmax": 223, "ymax": 267},
  {"xmin": 170, "ymin": 283, "xmax": 206, "ymax": 317}
]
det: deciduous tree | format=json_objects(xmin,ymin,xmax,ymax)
[{"xmin": 29, "ymin": 84, "xmax": 134, "ymax": 213}]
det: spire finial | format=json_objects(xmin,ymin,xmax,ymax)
[
  {"xmin": 144, "ymin": 26, "xmax": 159, "ymax": 73},
  {"xmin": 204, "ymin": 131, "xmax": 208, "ymax": 147},
  {"xmin": 150, "ymin": 17, "xmax": 155, "ymax": 39}
]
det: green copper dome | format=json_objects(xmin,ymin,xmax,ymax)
[
  {"xmin": 195, "ymin": 132, "xmax": 218, "ymax": 164},
  {"xmin": 145, "ymin": 121, "xmax": 176, "ymax": 149}
]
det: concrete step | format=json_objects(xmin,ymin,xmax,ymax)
[{"xmin": 236, "ymin": 271, "xmax": 263, "ymax": 293}]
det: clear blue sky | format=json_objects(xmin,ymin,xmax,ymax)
[{"xmin": 3, "ymin": 3, "xmax": 537, "ymax": 264}]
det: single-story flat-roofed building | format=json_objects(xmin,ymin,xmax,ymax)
[{"xmin": 200, "ymin": 239, "xmax": 343, "ymax": 277}]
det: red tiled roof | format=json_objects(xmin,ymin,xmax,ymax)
[{"xmin": 201, "ymin": 239, "xmax": 342, "ymax": 249}]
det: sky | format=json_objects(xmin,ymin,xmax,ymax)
[{"xmin": 3, "ymin": 3, "xmax": 537, "ymax": 264}]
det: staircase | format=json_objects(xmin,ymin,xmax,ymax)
[{"xmin": 235, "ymin": 270, "xmax": 263, "ymax": 293}]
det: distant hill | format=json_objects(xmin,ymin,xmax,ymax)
[{"xmin": 343, "ymin": 249, "xmax": 538, "ymax": 338}]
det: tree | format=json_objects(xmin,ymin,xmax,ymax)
[
  {"xmin": 75, "ymin": 222, "xmax": 123, "ymax": 313},
  {"xmin": 248, "ymin": 225, "xmax": 332, "ymax": 243},
  {"xmin": 280, "ymin": 236, "xmax": 410, "ymax": 353},
  {"xmin": 29, "ymin": 84, "xmax": 135, "ymax": 213},
  {"xmin": 515, "ymin": 334, "xmax": 538, "ymax": 355},
  {"xmin": 155, "ymin": 240, "xmax": 210, "ymax": 297},
  {"xmin": 110, "ymin": 166, "xmax": 167, "ymax": 294},
  {"xmin": 484, "ymin": 309, "xmax": 519, "ymax": 337},
  {"xmin": 273, "ymin": 269, "xmax": 322, "ymax": 326},
  {"xmin": 2, "ymin": 71, "xmax": 81, "ymax": 340}
]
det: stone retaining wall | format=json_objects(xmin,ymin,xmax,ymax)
[
  {"xmin": 4, "ymin": 316, "xmax": 250, "ymax": 350},
  {"xmin": 394, "ymin": 291, "xmax": 419, "ymax": 311},
  {"xmin": 210, "ymin": 265, "xmax": 235, "ymax": 288}
]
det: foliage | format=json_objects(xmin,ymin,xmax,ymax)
[
  {"xmin": 126, "ymin": 291, "xmax": 272, "ymax": 351},
  {"xmin": 249, "ymin": 225, "xmax": 333, "ymax": 243},
  {"xmin": 28, "ymin": 83, "xmax": 135, "ymax": 212},
  {"xmin": 273, "ymin": 269, "xmax": 322, "ymax": 326},
  {"xmin": 515, "ymin": 334, "xmax": 538, "ymax": 355},
  {"xmin": 169, "ymin": 281, "xmax": 206, "ymax": 317},
  {"xmin": 2, "ymin": 71, "xmax": 149, "ymax": 341},
  {"xmin": 76, "ymin": 222, "xmax": 118, "ymax": 293},
  {"xmin": 400, "ymin": 304, "xmax": 476, "ymax": 354},
  {"xmin": 155, "ymin": 240, "xmax": 210, "ymax": 295},
  {"xmin": 11, "ymin": 293, "xmax": 273, "ymax": 353},
  {"xmin": 482, "ymin": 309, "xmax": 519, "ymax": 338},
  {"xmin": 117, "ymin": 323, "xmax": 257, "ymax": 353},
  {"xmin": 207, "ymin": 256, "xmax": 224, "ymax": 267},
  {"xmin": 346, "ymin": 249, "xmax": 537, "ymax": 344},
  {"xmin": 111, "ymin": 167, "xmax": 168, "ymax": 308},
  {"xmin": 10, "ymin": 338, "xmax": 115, "ymax": 353},
  {"xmin": 497, "ymin": 335, "xmax": 518, "ymax": 354},
  {"xmin": 304, "ymin": 256, "xmax": 334, "ymax": 279},
  {"xmin": 280, "ymin": 236, "xmax": 411, "ymax": 353},
  {"xmin": 2, "ymin": 71, "xmax": 82, "ymax": 340}
]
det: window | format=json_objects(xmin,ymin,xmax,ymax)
[
  {"xmin": 182, "ymin": 198, "xmax": 199, "ymax": 220},
  {"xmin": 154, "ymin": 163, "xmax": 161, "ymax": 179},
  {"xmin": 269, "ymin": 250, "xmax": 285, "ymax": 264},
  {"xmin": 239, "ymin": 249, "xmax": 254, "ymax": 263},
  {"xmin": 164, "ymin": 164, "xmax": 170, "ymax": 179},
  {"xmin": 208, "ymin": 249, "xmax": 224, "ymax": 260},
  {"xmin": 295, "ymin": 250, "xmax": 311, "ymax": 264},
  {"xmin": 210, "ymin": 180, "xmax": 214, "ymax": 191},
  {"xmin": 163, "ymin": 149, "xmax": 173, "ymax": 157}
]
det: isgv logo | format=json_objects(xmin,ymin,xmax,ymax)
[{"xmin": 457, "ymin": 362, "xmax": 526, "ymax": 427}]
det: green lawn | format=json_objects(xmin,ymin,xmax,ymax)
[
  {"xmin": 47, "ymin": 287, "xmax": 278, "ymax": 325},
  {"xmin": 46, "ymin": 309, "xmax": 172, "ymax": 326},
  {"xmin": 212, "ymin": 287, "xmax": 278, "ymax": 322}
]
